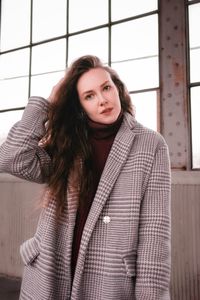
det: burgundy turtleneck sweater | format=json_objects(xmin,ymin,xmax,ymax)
[{"xmin": 71, "ymin": 113, "xmax": 123, "ymax": 279}]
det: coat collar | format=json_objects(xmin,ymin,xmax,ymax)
[{"xmin": 72, "ymin": 112, "xmax": 138, "ymax": 288}]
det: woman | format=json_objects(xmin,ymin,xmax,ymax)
[{"xmin": 0, "ymin": 55, "xmax": 171, "ymax": 299}]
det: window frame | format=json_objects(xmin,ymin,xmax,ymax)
[{"xmin": 1, "ymin": 0, "xmax": 199, "ymax": 170}]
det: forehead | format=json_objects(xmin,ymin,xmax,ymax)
[{"xmin": 77, "ymin": 68, "xmax": 112, "ymax": 93}]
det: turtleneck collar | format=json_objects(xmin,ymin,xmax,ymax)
[{"xmin": 87, "ymin": 110, "xmax": 124, "ymax": 140}]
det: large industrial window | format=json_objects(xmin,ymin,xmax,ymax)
[
  {"xmin": 0, "ymin": 0, "xmax": 158, "ymax": 144},
  {"xmin": 187, "ymin": 0, "xmax": 200, "ymax": 169}
]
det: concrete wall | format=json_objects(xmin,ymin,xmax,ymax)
[
  {"xmin": 0, "ymin": 174, "xmax": 44, "ymax": 278},
  {"xmin": 0, "ymin": 172, "xmax": 200, "ymax": 300},
  {"xmin": 170, "ymin": 172, "xmax": 200, "ymax": 300}
]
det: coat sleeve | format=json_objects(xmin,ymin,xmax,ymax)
[
  {"xmin": 0, "ymin": 97, "xmax": 52, "ymax": 183},
  {"xmin": 135, "ymin": 136, "xmax": 171, "ymax": 300}
]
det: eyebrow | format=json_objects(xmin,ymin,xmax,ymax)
[{"xmin": 82, "ymin": 80, "xmax": 110, "ymax": 96}]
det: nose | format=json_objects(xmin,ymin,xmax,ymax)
[{"xmin": 98, "ymin": 92, "xmax": 107, "ymax": 106}]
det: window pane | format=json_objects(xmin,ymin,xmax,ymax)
[
  {"xmin": 0, "ymin": 110, "xmax": 24, "ymax": 145},
  {"xmin": 112, "ymin": 0, "xmax": 157, "ymax": 21},
  {"xmin": 31, "ymin": 71, "xmax": 65, "ymax": 99},
  {"xmin": 189, "ymin": 4, "xmax": 200, "ymax": 83},
  {"xmin": 131, "ymin": 91, "xmax": 157, "ymax": 131},
  {"xmin": 68, "ymin": 28, "xmax": 108, "ymax": 64},
  {"xmin": 188, "ymin": 4, "xmax": 200, "ymax": 48},
  {"xmin": 0, "ymin": 78, "xmax": 29, "ymax": 110},
  {"xmin": 32, "ymin": 0, "xmax": 67, "ymax": 42},
  {"xmin": 0, "ymin": 0, "xmax": 30, "ymax": 51},
  {"xmin": 190, "ymin": 48, "xmax": 200, "ymax": 83},
  {"xmin": 0, "ymin": 49, "xmax": 29, "ymax": 79},
  {"xmin": 112, "ymin": 56, "xmax": 159, "ymax": 91},
  {"xmin": 191, "ymin": 87, "xmax": 200, "ymax": 169},
  {"xmin": 31, "ymin": 40, "xmax": 66, "ymax": 75},
  {"xmin": 69, "ymin": 0, "xmax": 108, "ymax": 33},
  {"xmin": 112, "ymin": 15, "xmax": 158, "ymax": 62}
]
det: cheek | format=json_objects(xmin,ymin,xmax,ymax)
[
  {"xmin": 115, "ymin": 93, "xmax": 121, "ymax": 108},
  {"xmin": 113, "ymin": 89, "xmax": 120, "ymax": 103},
  {"xmin": 82, "ymin": 102, "xmax": 96, "ymax": 115}
]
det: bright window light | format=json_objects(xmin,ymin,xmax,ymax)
[
  {"xmin": 131, "ymin": 91, "xmax": 157, "ymax": 131},
  {"xmin": 191, "ymin": 87, "xmax": 200, "ymax": 169},
  {"xmin": 0, "ymin": 0, "xmax": 30, "ymax": 51},
  {"xmin": 112, "ymin": 0, "xmax": 157, "ymax": 21}
]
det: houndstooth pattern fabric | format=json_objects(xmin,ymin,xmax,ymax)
[{"xmin": 0, "ymin": 97, "xmax": 171, "ymax": 300}]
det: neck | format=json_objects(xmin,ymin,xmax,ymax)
[{"xmin": 87, "ymin": 111, "xmax": 123, "ymax": 139}]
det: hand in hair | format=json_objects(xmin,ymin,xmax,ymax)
[{"xmin": 48, "ymin": 73, "xmax": 67, "ymax": 103}]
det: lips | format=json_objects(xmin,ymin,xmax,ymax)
[{"xmin": 101, "ymin": 108, "xmax": 113, "ymax": 114}]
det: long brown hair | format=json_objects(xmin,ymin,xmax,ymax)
[{"xmin": 43, "ymin": 55, "xmax": 133, "ymax": 216}]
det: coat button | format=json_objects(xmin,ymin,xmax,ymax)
[{"xmin": 103, "ymin": 216, "xmax": 111, "ymax": 224}]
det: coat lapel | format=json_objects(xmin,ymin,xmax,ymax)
[{"xmin": 72, "ymin": 113, "xmax": 137, "ymax": 287}]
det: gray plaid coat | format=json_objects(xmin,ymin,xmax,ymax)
[{"xmin": 0, "ymin": 97, "xmax": 171, "ymax": 300}]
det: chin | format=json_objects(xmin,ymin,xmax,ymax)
[{"xmin": 101, "ymin": 116, "xmax": 117, "ymax": 124}]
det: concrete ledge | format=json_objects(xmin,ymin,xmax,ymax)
[
  {"xmin": 1, "ymin": 171, "xmax": 200, "ymax": 184},
  {"xmin": 172, "ymin": 171, "xmax": 200, "ymax": 185},
  {"xmin": 0, "ymin": 173, "xmax": 45, "ymax": 185},
  {"xmin": 0, "ymin": 174, "xmax": 25, "ymax": 183}
]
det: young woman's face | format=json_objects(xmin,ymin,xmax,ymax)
[{"xmin": 77, "ymin": 68, "xmax": 121, "ymax": 124}]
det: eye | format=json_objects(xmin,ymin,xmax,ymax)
[
  {"xmin": 103, "ymin": 85, "xmax": 111, "ymax": 91},
  {"xmin": 85, "ymin": 93, "xmax": 94, "ymax": 100}
]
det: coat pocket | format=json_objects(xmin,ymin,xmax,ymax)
[
  {"xmin": 123, "ymin": 252, "xmax": 137, "ymax": 277},
  {"xmin": 20, "ymin": 237, "xmax": 40, "ymax": 266}
]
